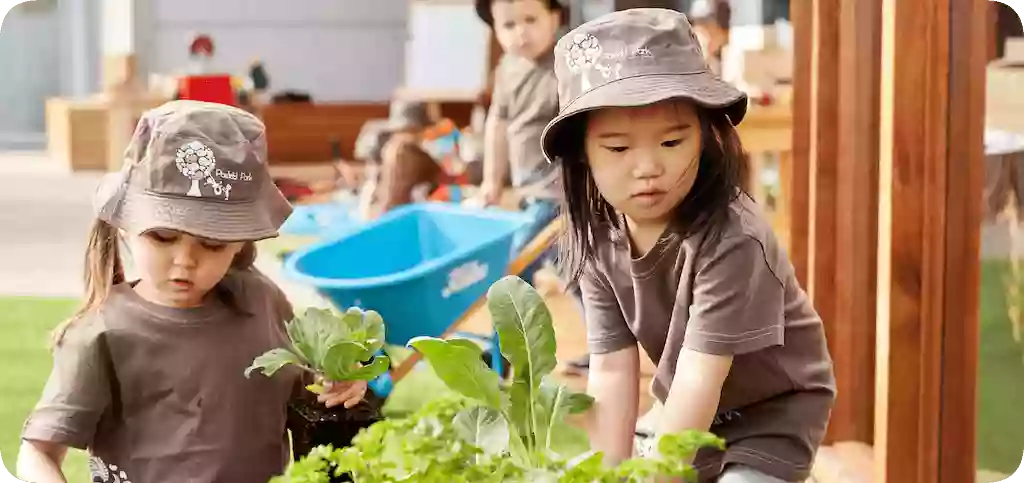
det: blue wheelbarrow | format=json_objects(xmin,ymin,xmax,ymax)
[{"xmin": 281, "ymin": 201, "xmax": 561, "ymax": 397}]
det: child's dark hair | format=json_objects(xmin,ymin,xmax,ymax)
[
  {"xmin": 51, "ymin": 219, "xmax": 258, "ymax": 346},
  {"xmin": 475, "ymin": 0, "xmax": 566, "ymax": 27},
  {"xmin": 553, "ymin": 105, "xmax": 750, "ymax": 284}
]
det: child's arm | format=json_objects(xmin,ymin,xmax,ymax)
[
  {"xmin": 579, "ymin": 266, "xmax": 641, "ymax": 464},
  {"xmin": 656, "ymin": 350, "xmax": 733, "ymax": 442},
  {"xmin": 481, "ymin": 104, "xmax": 510, "ymax": 205},
  {"xmin": 20, "ymin": 317, "xmax": 110, "ymax": 483},
  {"xmin": 657, "ymin": 235, "xmax": 786, "ymax": 445},
  {"xmin": 587, "ymin": 346, "xmax": 641, "ymax": 464},
  {"xmin": 17, "ymin": 439, "xmax": 68, "ymax": 483}
]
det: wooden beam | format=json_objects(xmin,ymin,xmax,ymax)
[
  {"xmin": 831, "ymin": 0, "xmax": 881, "ymax": 444},
  {"xmin": 874, "ymin": 0, "xmax": 985, "ymax": 480},
  {"xmin": 794, "ymin": 0, "xmax": 880, "ymax": 445},
  {"xmin": 788, "ymin": 0, "xmax": 812, "ymax": 284},
  {"xmin": 806, "ymin": 1, "xmax": 841, "ymax": 414}
]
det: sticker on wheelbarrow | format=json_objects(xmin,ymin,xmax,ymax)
[{"xmin": 442, "ymin": 260, "xmax": 489, "ymax": 298}]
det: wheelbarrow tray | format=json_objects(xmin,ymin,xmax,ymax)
[{"xmin": 282, "ymin": 202, "xmax": 534, "ymax": 346}]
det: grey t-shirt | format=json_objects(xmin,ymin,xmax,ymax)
[
  {"xmin": 491, "ymin": 51, "xmax": 561, "ymax": 199},
  {"xmin": 581, "ymin": 195, "xmax": 836, "ymax": 482},
  {"xmin": 22, "ymin": 269, "xmax": 302, "ymax": 483}
]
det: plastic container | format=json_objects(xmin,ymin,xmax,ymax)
[{"xmin": 282, "ymin": 203, "xmax": 533, "ymax": 346}]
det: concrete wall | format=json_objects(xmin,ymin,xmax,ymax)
[{"xmin": 0, "ymin": 1, "xmax": 69, "ymax": 149}]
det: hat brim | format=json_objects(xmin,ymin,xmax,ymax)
[
  {"xmin": 541, "ymin": 72, "xmax": 748, "ymax": 163},
  {"xmin": 103, "ymin": 184, "xmax": 291, "ymax": 242}
]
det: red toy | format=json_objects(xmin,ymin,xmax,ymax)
[{"xmin": 177, "ymin": 75, "xmax": 236, "ymax": 106}]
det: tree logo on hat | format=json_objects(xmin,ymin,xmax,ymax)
[
  {"xmin": 175, "ymin": 140, "xmax": 234, "ymax": 201},
  {"xmin": 566, "ymin": 33, "xmax": 603, "ymax": 91},
  {"xmin": 176, "ymin": 141, "xmax": 217, "ymax": 197}
]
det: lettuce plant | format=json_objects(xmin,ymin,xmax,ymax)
[
  {"xmin": 246, "ymin": 307, "xmax": 391, "ymax": 392},
  {"xmin": 270, "ymin": 277, "xmax": 724, "ymax": 482}
]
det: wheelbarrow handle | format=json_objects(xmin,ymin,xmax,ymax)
[{"xmin": 507, "ymin": 216, "xmax": 565, "ymax": 276}]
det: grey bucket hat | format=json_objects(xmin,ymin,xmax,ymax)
[
  {"xmin": 540, "ymin": 8, "xmax": 748, "ymax": 163},
  {"xmin": 94, "ymin": 100, "xmax": 293, "ymax": 242}
]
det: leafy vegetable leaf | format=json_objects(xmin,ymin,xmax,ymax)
[
  {"xmin": 250, "ymin": 307, "xmax": 391, "ymax": 388},
  {"xmin": 487, "ymin": 276, "xmax": 558, "ymax": 384},
  {"xmin": 343, "ymin": 356, "xmax": 391, "ymax": 381},
  {"xmin": 487, "ymin": 276, "xmax": 558, "ymax": 457},
  {"xmin": 244, "ymin": 348, "xmax": 305, "ymax": 378},
  {"xmin": 446, "ymin": 337, "xmax": 485, "ymax": 355},
  {"xmin": 409, "ymin": 337, "xmax": 504, "ymax": 409},
  {"xmin": 534, "ymin": 380, "xmax": 594, "ymax": 455},
  {"xmin": 453, "ymin": 407, "xmax": 510, "ymax": 457}
]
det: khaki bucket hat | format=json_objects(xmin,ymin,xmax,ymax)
[
  {"xmin": 540, "ymin": 8, "xmax": 748, "ymax": 163},
  {"xmin": 94, "ymin": 100, "xmax": 293, "ymax": 241}
]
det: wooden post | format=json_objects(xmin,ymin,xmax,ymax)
[
  {"xmin": 806, "ymin": 0, "xmax": 840, "ymax": 377},
  {"xmin": 793, "ymin": 0, "xmax": 880, "ymax": 445},
  {"xmin": 874, "ymin": 0, "xmax": 986, "ymax": 480},
  {"xmin": 830, "ymin": 0, "xmax": 881, "ymax": 444},
  {"xmin": 788, "ymin": 0, "xmax": 811, "ymax": 285}
]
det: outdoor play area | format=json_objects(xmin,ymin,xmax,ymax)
[{"xmin": 2, "ymin": 0, "xmax": 1024, "ymax": 482}]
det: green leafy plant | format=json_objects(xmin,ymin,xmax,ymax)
[
  {"xmin": 246, "ymin": 307, "xmax": 391, "ymax": 392},
  {"xmin": 271, "ymin": 277, "xmax": 724, "ymax": 482}
]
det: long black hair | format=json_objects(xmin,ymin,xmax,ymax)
[{"xmin": 550, "ymin": 105, "xmax": 750, "ymax": 284}]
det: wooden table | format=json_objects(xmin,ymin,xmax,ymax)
[
  {"xmin": 736, "ymin": 103, "xmax": 794, "ymax": 246},
  {"xmin": 46, "ymin": 94, "xmax": 168, "ymax": 172}
]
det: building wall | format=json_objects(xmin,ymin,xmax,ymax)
[
  {"xmin": 0, "ymin": 0, "xmax": 68, "ymax": 149},
  {"xmin": 136, "ymin": 0, "xmax": 408, "ymax": 102}
]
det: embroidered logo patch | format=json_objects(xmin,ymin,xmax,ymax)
[
  {"xmin": 175, "ymin": 140, "xmax": 233, "ymax": 201},
  {"xmin": 566, "ymin": 33, "xmax": 603, "ymax": 92},
  {"xmin": 89, "ymin": 456, "xmax": 133, "ymax": 483}
]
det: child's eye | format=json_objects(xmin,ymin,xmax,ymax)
[
  {"xmin": 604, "ymin": 146, "xmax": 628, "ymax": 153},
  {"xmin": 146, "ymin": 232, "xmax": 177, "ymax": 244},
  {"xmin": 524, "ymin": 16, "xmax": 537, "ymax": 24},
  {"xmin": 200, "ymin": 242, "xmax": 228, "ymax": 252},
  {"xmin": 662, "ymin": 139, "xmax": 684, "ymax": 148},
  {"xmin": 502, "ymin": 21, "xmax": 515, "ymax": 30}
]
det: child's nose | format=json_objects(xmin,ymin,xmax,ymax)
[
  {"xmin": 173, "ymin": 246, "xmax": 198, "ymax": 268},
  {"xmin": 631, "ymin": 151, "xmax": 663, "ymax": 179}
]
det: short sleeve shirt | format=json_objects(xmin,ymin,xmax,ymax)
[
  {"xmin": 580, "ymin": 195, "xmax": 836, "ymax": 482},
  {"xmin": 22, "ymin": 269, "xmax": 302, "ymax": 483},
  {"xmin": 491, "ymin": 51, "xmax": 561, "ymax": 199}
]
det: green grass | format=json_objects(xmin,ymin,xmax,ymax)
[
  {"xmin": 0, "ymin": 297, "xmax": 89, "ymax": 482},
  {"xmin": 1, "ymin": 262, "xmax": 1021, "ymax": 477},
  {"xmin": 977, "ymin": 260, "xmax": 1024, "ymax": 474}
]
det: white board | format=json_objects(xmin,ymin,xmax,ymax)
[{"xmin": 403, "ymin": 1, "xmax": 490, "ymax": 96}]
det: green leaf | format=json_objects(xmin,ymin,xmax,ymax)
[
  {"xmin": 306, "ymin": 383, "xmax": 325, "ymax": 394},
  {"xmin": 343, "ymin": 356, "xmax": 391, "ymax": 381},
  {"xmin": 321, "ymin": 340, "xmax": 369, "ymax": 380},
  {"xmin": 486, "ymin": 276, "xmax": 559, "ymax": 454},
  {"xmin": 446, "ymin": 337, "xmax": 485, "ymax": 355},
  {"xmin": 409, "ymin": 337, "xmax": 504, "ymax": 409},
  {"xmin": 361, "ymin": 309, "xmax": 386, "ymax": 354},
  {"xmin": 656, "ymin": 431, "xmax": 726, "ymax": 460},
  {"xmin": 244, "ymin": 348, "xmax": 305, "ymax": 378},
  {"xmin": 453, "ymin": 407, "xmax": 510, "ymax": 457},
  {"xmin": 534, "ymin": 380, "xmax": 592, "ymax": 454},
  {"xmin": 487, "ymin": 276, "xmax": 558, "ymax": 383}
]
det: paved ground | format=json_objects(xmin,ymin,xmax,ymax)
[
  {"xmin": 1, "ymin": 150, "xmax": 1020, "ymax": 301},
  {"xmin": 0, "ymin": 152, "xmax": 99, "ymax": 297}
]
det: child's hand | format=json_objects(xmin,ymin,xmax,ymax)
[{"xmin": 317, "ymin": 379, "xmax": 368, "ymax": 409}]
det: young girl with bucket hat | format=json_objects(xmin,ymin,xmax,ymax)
[
  {"xmin": 542, "ymin": 9, "xmax": 836, "ymax": 483},
  {"xmin": 18, "ymin": 101, "xmax": 368, "ymax": 483}
]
